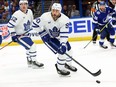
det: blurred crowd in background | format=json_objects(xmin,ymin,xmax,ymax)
[{"xmin": 0, "ymin": 0, "xmax": 112, "ymax": 23}]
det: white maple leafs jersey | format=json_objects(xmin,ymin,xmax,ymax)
[
  {"xmin": 32, "ymin": 12, "xmax": 70, "ymax": 43},
  {"xmin": 7, "ymin": 9, "xmax": 33, "ymax": 35}
]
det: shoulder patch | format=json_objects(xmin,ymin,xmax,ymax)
[{"xmin": 96, "ymin": 11, "xmax": 100, "ymax": 15}]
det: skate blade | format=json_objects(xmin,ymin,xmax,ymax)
[
  {"xmin": 30, "ymin": 66, "xmax": 44, "ymax": 69},
  {"xmin": 58, "ymin": 74, "xmax": 71, "ymax": 77},
  {"xmin": 111, "ymin": 46, "xmax": 116, "ymax": 49}
]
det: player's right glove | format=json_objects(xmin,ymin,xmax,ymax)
[
  {"xmin": 11, "ymin": 32, "xmax": 18, "ymax": 42},
  {"xmin": 58, "ymin": 43, "xmax": 67, "ymax": 55},
  {"xmin": 0, "ymin": 35, "xmax": 2, "ymax": 44},
  {"xmin": 95, "ymin": 28, "xmax": 100, "ymax": 34},
  {"xmin": 39, "ymin": 29, "xmax": 51, "ymax": 42}
]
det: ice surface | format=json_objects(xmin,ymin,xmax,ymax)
[{"xmin": 0, "ymin": 41, "xmax": 116, "ymax": 87}]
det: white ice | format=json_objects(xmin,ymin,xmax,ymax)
[{"xmin": 0, "ymin": 41, "xmax": 116, "ymax": 87}]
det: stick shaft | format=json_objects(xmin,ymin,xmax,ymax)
[{"xmin": 65, "ymin": 53, "xmax": 101, "ymax": 76}]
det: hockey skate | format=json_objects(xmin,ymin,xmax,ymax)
[
  {"xmin": 65, "ymin": 63, "xmax": 77, "ymax": 72},
  {"xmin": 110, "ymin": 43, "xmax": 116, "ymax": 48},
  {"xmin": 31, "ymin": 61, "xmax": 44, "ymax": 69},
  {"xmin": 93, "ymin": 41, "xmax": 96, "ymax": 44},
  {"xmin": 27, "ymin": 58, "xmax": 44, "ymax": 69},
  {"xmin": 55, "ymin": 64, "xmax": 70, "ymax": 76},
  {"xmin": 99, "ymin": 44, "xmax": 108, "ymax": 49}
]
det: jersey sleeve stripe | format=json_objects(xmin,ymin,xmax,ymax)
[
  {"xmin": 8, "ymin": 22, "xmax": 15, "ymax": 28},
  {"xmin": 32, "ymin": 22, "xmax": 40, "ymax": 28}
]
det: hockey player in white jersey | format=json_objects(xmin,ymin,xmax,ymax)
[
  {"xmin": 32, "ymin": 3, "xmax": 77, "ymax": 76},
  {"xmin": 7, "ymin": 0, "xmax": 44, "ymax": 68}
]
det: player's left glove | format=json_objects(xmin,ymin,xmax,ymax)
[
  {"xmin": 95, "ymin": 28, "xmax": 100, "ymax": 34},
  {"xmin": 11, "ymin": 32, "xmax": 18, "ymax": 42},
  {"xmin": 58, "ymin": 43, "xmax": 67, "ymax": 54}
]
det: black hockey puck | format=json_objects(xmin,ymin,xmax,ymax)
[{"xmin": 96, "ymin": 80, "xmax": 101, "ymax": 84}]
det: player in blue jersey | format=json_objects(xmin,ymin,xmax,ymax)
[
  {"xmin": 93, "ymin": 1, "xmax": 116, "ymax": 49},
  {"xmin": 7, "ymin": 0, "xmax": 44, "ymax": 68},
  {"xmin": 32, "ymin": 3, "xmax": 77, "ymax": 76},
  {"xmin": 91, "ymin": 0, "xmax": 110, "ymax": 44}
]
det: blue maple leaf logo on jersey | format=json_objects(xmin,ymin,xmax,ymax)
[
  {"xmin": 24, "ymin": 20, "xmax": 31, "ymax": 31},
  {"xmin": 49, "ymin": 26, "xmax": 60, "ymax": 38}
]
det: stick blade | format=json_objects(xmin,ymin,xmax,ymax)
[{"xmin": 92, "ymin": 69, "xmax": 101, "ymax": 77}]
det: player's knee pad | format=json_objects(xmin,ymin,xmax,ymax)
[
  {"xmin": 99, "ymin": 39, "xmax": 104, "ymax": 46},
  {"xmin": 30, "ymin": 43, "xmax": 36, "ymax": 52},
  {"xmin": 110, "ymin": 35, "xmax": 115, "ymax": 43},
  {"xmin": 29, "ymin": 44, "xmax": 37, "ymax": 61},
  {"xmin": 66, "ymin": 49, "xmax": 72, "ymax": 65},
  {"xmin": 57, "ymin": 53, "xmax": 66, "ymax": 65},
  {"xmin": 26, "ymin": 44, "xmax": 36, "ymax": 56}
]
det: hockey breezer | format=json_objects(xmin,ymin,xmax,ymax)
[
  {"xmin": 0, "ymin": 29, "xmax": 32, "ymax": 50},
  {"xmin": 44, "ymin": 39, "xmax": 101, "ymax": 77}
]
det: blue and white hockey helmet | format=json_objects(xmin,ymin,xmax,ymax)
[
  {"xmin": 19, "ymin": 0, "xmax": 28, "ymax": 4},
  {"xmin": 51, "ymin": 3, "xmax": 62, "ymax": 12}
]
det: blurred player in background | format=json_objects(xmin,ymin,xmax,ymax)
[
  {"xmin": 91, "ymin": 0, "xmax": 110, "ymax": 44},
  {"xmin": 0, "ymin": 30, "xmax": 2, "ymax": 45},
  {"xmin": 7, "ymin": 0, "xmax": 44, "ymax": 68},
  {"xmin": 108, "ymin": 0, "xmax": 116, "ymax": 9},
  {"xmin": 109, "ymin": 0, "xmax": 116, "ymax": 26},
  {"xmin": 93, "ymin": 1, "xmax": 116, "ymax": 49},
  {"xmin": 108, "ymin": 0, "xmax": 116, "ymax": 23},
  {"xmin": 32, "ymin": 3, "xmax": 77, "ymax": 76}
]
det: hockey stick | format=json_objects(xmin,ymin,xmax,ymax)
[
  {"xmin": 83, "ymin": 19, "xmax": 112, "ymax": 49},
  {"xmin": 0, "ymin": 29, "xmax": 32, "ymax": 50},
  {"xmin": 65, "ymin": 53, "xmax": 101, "ymax": 77},
  {"xmin": 44, "ymin": 40, "xmax": 101, "ymax": 77}
]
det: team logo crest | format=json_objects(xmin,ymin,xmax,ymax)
[{"xmin": 49, "ymin": 26, "xmax": 60, "ymax": 38}]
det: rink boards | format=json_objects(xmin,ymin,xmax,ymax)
[{"xmin": 0, "ymin": 17, "xmax": 116, "ymax": 46}]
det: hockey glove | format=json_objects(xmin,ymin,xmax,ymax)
[
  {"xmin": 58, "ymin": 43, "xmax": 67, "ymax": 55},
  {"xmin": 0, "ymin": 35, "xmax": 2, "ymax": 44},
  {"xmin": 39, "ymin": 30, "xmax": 50, "ymax": 42},
  {"xmin": 95, "ymin": 29, "xmax": 100, "ymax": 34},
  {"xmin": 11, "ymin": 32, "xmax": 18, "ymax": 42}
]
